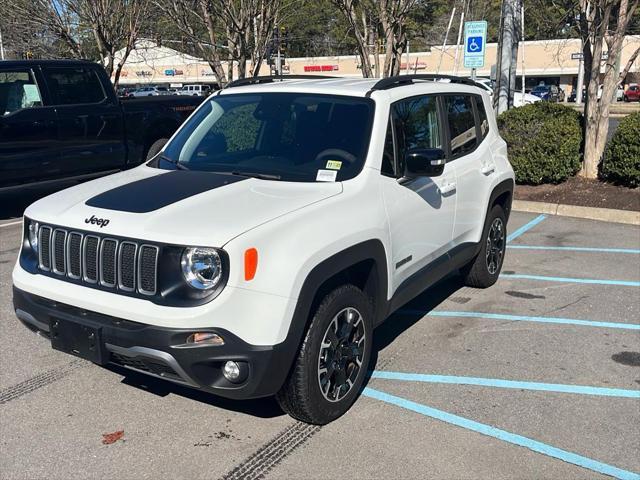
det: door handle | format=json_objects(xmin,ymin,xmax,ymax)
[
  {"xmin": 440, "ymin": 182, "xmax": 457, "ymax": 195},
  {"xmin": 481, "ymin": 164, "xmax": 496, "ymax": 175}
]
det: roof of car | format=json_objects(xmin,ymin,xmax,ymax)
[
  {"xmin": 218, "ymin": 76, "xmax": 485, "ymax": 98},
  {"xmin": 0, "ymin": 59, "xmax": 101, "ymax": 68}
]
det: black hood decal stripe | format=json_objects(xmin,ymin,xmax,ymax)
[{"xmin": 85, "ymin": 171, "xmax": 247, "ymax": 213}]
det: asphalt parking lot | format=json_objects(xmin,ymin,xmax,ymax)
[{"xmin": 1, "ymin": 209, "xmax": 639, "ymax": 480}]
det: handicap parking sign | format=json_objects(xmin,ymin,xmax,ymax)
[
  {"xmin": 463, "ymin": 21, "xmax": 487, "ymax": 69},
  {"xmin": 466, "ymin": 36, "xmax": 483, "ymax": 54}
]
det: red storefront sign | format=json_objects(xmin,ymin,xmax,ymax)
[{"xmin": 303, "ymin": 65, "xmax": 339, "ymax": 72}]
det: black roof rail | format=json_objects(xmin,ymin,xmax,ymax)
[
  {"xmin": 369, "ymin": 74, "xmax": 481, "ymax": 92},
  {"xmin": 225, "ymin": 75, "xmax": 338, "ymax": 89}
]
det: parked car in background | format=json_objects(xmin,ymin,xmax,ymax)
[
  {"xmin": 624, "ymin": 84, "xmax": 640, "ymax": 102},
  {"xmin": 179, "ymin": 84, "xmax": 212, "ymax": 96},
  {"xmin": 569, "ymin": 84, "xmax": 625, "ymax": 102},
  {"xmin": 0, "ymin": 60, "xmax": 203, "ymax": 191},
  {"xmin": 530, "ymin": 85, "xmax": 561, "ymax": 102},
  {"xmin": 475, "ymin": 78, "xmax": 541, "ymax": 107},
  {"xmin": 130, "ymin": 86, "xmax": 171, "ymax": 97},
  {"xmin": 117, "ymin": 87, "xmax": 135, "ymax": 99}
]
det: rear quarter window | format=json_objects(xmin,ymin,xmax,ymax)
[{"xmin": 42, "ymin": 67, "xmax": 106, "ymax": 105}]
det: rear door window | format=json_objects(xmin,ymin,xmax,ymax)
[
  {"xmin": 443, "ymin": 95, "xmax": 477, "ymax": 158},
  {"xmin": 0, "ymin": 70, "xmax": 43, "ymax": 115},
  {"xmin": 42, "ymin": 67, "xmax": 106, "ymax": 105}
]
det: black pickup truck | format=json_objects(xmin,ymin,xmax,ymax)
[{"xmin": 0, "ymin": 60, "xmax": 203, "ymax": 191}]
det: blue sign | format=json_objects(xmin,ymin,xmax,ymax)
[
  {"xmin": 466, "ymin": 36, "xmax": 483, "ymax": 53},
  {"xmin": 463, "ymin": 21, "xmax": 487, "ymax": 69}
]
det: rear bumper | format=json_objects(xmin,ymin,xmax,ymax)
[{"xmin": 13, "ymin": 286, "xmax": 294, "ymax": 399}]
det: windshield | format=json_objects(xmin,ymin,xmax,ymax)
[{"xmin": 158, "ymin": 92, "xmax": 375, "ymax": 182}]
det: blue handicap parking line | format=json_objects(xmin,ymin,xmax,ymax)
[
  {"xmin": 397, "ymin": 310, "xmax": 640, "ymax": 331},
  {"xmin": 507, "ymin": 214, "xmax": 547, "ymax": 242},
  {"xmin": 508, "ymin": 245, "xmax": 640, "ymax": 254},
  {"xmin": 363, "ymin": 387, "xmax": 640, "ymax": 480},
  {"xmin": 370, "ymin": 371, "xmax": 640, "ymax": 398},
  {"xmin": 500, "ymin": 273, "xmax": 640, "ymax": 287}
]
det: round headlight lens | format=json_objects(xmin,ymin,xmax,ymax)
[
  {"xmin": 28, "ymin": 221, "xmax": 39, "ymax": 253},
  {"xmin": 181, "ymin": 247, "xmax": 222, "ymax": 290}
]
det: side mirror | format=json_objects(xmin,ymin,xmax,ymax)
[{"xmin": 405, "ymin": 148, "xmax": 446, "ymax": 178}]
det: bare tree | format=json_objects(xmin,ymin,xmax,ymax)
[
  {"xmin": 331, "ymin": 0, "xmax": 376, "ymax": 77},
  {"xmin": 619, "ymin": 45, "xmax": 640, "ymax": 82},
  {"xmin": 10, "ymin": 0, "xmax": 149, "ymax": 87},
  {"xmin": 215, "ymin": 0, "xmax": 281, "ymax": 79},
  {"xmin": 574, "ymin": 0, "xmax": 639, "ymax": 179},
  {"xmin": 10, "ymin": 0, "xmax": 87, "ymax": 58},
  {"xmin": 154, "ymin": 0, "xmax": 229, "ymax": 85},
  {"xmin": 332, "ymin": 0, "xmax": 417, "ymax": 78},
  {"xmin": 76, "ymin": 0, "xmax": 149, "ymax": 86},
  {"xmin": 379, "ymin": 0, "xmax": 417, "ymax": 76},
  {"xmin": 157, "ymin": 0, "xmax": 283, "ymax": 86}
]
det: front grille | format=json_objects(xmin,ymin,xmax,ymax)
[
  {"xmin": 38, "ymin": 226, "xmax": 52, "ymax": 271},
  {"xmin": 52, "ymin": 229, "xmax": 66, "ymax": 274},
  {"xmin": 36, "ymin": 225, "xmax": 159, "ymax": 298}
]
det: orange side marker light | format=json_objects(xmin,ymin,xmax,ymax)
[{"xmin": 244, "ymin": 248, "xmax": 258, "ymax": 281}]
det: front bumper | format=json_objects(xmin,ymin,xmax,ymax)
[{"xmin": 13, "ymin": 286, "xmax": 294, "ymax": 399}]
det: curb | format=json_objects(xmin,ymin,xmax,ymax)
[{"xmin": 512, "ymin": 200, "xmax": 640, "ymax": 225}]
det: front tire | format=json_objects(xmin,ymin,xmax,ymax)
[
  {"xmin": 462, "ymin": 204, "xmax": 507, "ymax": 288},
  {"xmin": 276, "ymin": 284, "xmax": 373, "ymax": 425}
]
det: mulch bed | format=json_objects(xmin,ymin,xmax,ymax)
[{"xmin": 514, "ymin": 176, "xmax": 640, "ymax": 212}]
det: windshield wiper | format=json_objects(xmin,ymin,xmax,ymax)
[
  {"xmin": 158, "ymin": 155, "xmax": 190, "ymax": 171},
  {"xmin": 230, "ymin": 171, "xmax": 281, "ymax": 180}
]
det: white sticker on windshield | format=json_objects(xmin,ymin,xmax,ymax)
[{"xmin": 316, "ymin": 169, "xmax": 337, "ymax": 182}]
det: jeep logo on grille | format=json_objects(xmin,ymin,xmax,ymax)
[{"xmin": 85, "ymin": 215, "xmax": 110, "ymax": 228}]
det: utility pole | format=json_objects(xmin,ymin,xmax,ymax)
[
  {"xmin": 521, "ymin": 2, "xmax": 526, "ymax": 99},
  {"xmin": 405, "ymin": 40, "xmax": 410, "ymax": 74},
  {"xmin": 453, "ymin": 9, "xmax": 465, "ymax": 76},
  {"xmin": 495, "ymin": 0, "xmax": 521, "ymax": 113},
  {"xmin": 437, "ymin": 8, "xmax": 456, "ymax": 74}
]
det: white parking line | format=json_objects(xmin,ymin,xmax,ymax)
[{"xmin": 0, "ymin": 219, "xmax": 23, "ymax": 228}]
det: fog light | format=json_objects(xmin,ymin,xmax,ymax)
[
  {"xmin": 223, "ymin": 361, "xmax": 241, "ymax": 381},
  {"xmin": 186, "ymin": 332, "xmax": 224, "ymax": 346}
]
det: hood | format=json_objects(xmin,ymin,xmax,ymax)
[{"xmin": 25, "ymin": 166, "xmax": 343, "ymax": 246}]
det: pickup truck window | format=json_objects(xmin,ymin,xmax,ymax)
[
  {"xmin": 0, "ymin": 70, "xmax": 43, "ymax": 115},
  {"xmin": 161, "ymin": 92, "xmax": 374, "ymax": 182},
  {"xmin": 42, "ymin": 66, "xmax": 107, "ymax": 105}
]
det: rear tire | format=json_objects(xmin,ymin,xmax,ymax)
[
  {"xmin": 145, "ymin": 138, "xmax": 169, "ymax": 161},
  {"xmin": 462, "ymin": 204, "xmax": 507, "ymax": 288},
  {"xmin": 276, "ymin": 284, "xmax": 373, "ymax": 425}
]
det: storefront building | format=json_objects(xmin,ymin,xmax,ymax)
[{"xmin": 114, "ymin": 37, "xmax": 640, "ymax": 96}]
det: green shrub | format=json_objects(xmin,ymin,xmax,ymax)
[
  {"xmin": 601, "ymin": 112, "xmax": 640, "ymax": 187},
  {"xmin": 497, "ymin": 102, "xmax": 582, "ymax": 185}
]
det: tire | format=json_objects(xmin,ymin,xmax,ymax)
[
  {"xmin": 145, "ymin": 138, "xmax": 169, "ymax": 161},
  {"xmin": 624, "ymin": 95, "xmax": 629, "ymax": 102},
  {"xmin": 462, "ymin": 204, "xmax": 507, "ymax": 288},
  {"xmin": 276, "ymin": 284, "xmax": 373, "ymax": 425}
]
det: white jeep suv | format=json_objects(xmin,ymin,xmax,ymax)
[{"xmin": 13, "ymin": 75, "xmax": 515, "ymax": 424}]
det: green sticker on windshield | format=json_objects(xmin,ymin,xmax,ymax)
[{"xmin": 326, "ymin": 160, "xmax": 342, "ymax": 170}]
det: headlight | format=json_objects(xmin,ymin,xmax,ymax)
[
  {"xmin": 181, "ymin": 247, "xmax": 223, "ymax": 290},
  {"xmin": 28, "ymin": 221, "xmax": 39, "ymax": 253}
]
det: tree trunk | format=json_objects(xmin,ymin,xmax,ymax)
[{"xmin": 580, "ymin": 0, "xmax": 638, "ymax": 179}]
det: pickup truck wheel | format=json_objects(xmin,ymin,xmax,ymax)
[
  {"xmin": 276, "ymin": 284, "xmax": 373, "ymax": 425},
  {"xmin": 462, "ymin": 204, "xmax": 507, "ymax": 288},
  {"xmin": 145, "ymin": 138, "xmax": 169, "ymax": 161}
]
